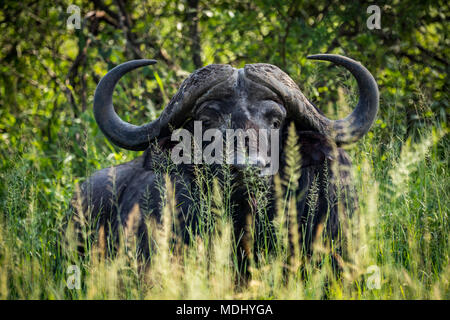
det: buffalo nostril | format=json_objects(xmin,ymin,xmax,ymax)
[{"xmin": 253, "ymin": 156, "xmax": 267, "ymax": 168}]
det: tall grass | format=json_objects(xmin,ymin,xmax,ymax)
[{"xmin": 0, "ymin": 114, "xmax": 448, "ymax": 300}]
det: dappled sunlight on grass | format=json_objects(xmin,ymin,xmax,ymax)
[{"xmin": 0, "ymin": 121, "xmax": 448, "ymax": 299}]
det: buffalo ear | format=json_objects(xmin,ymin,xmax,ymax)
[
  {"xmin": 297, "ymin": 131, "xmax": 337, "ymax": 167},
  {"xmin": 157, "ymin": 135, "xmax": 174, "ymax": 149},
  {"xmin": 142, "ymin": 135, "xmax": 177, "ymax": 171}
]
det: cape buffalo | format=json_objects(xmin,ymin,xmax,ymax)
[{"xmin": 70, "ymin": 54, "xmax": 378, "ymax": 274}]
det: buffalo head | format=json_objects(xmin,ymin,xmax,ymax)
[{"xmin": 93, "ymin": 55, "xmax": 378, "ymax": 160}]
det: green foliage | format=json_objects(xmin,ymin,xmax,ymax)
[{"xmin": 0, "ymin": 0, "xmax": 448, "ymax": 299}]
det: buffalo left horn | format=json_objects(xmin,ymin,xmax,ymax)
[{"xmin": 307, "ymin": 54, "xmax": 379, "ymax": 145}]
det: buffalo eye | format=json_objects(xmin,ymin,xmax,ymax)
[
  {"xmin": 272, "ymin": 119, "xmax": 281, "ymax": 129},
  {"xmin": 198, "ymin": 117, "xmax": 212, "ymax": 126}
]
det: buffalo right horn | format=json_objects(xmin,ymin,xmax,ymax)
[
  {"xmin": 93, "ymin": 59, "xmax": 160, "ymax": 151},
  {"xmin": 93, "ymin": 60, "xmax": 234, "ymax": 151}
]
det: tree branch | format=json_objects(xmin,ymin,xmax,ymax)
[{"xmin": 186, "ymin": 0, "xmax": 202, "ymax": 68}]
